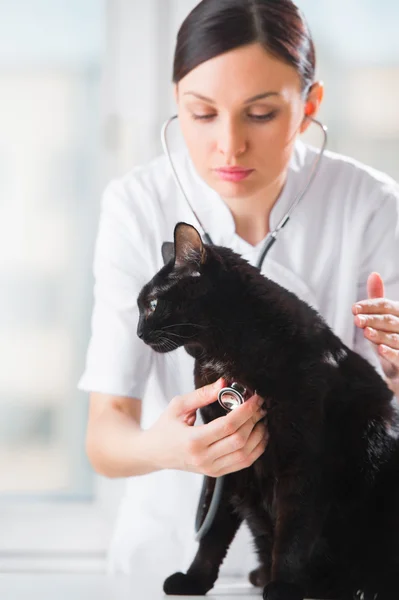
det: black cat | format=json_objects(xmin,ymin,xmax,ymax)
[{"xmin": 136, "ymin": 222, "xmax": 399, "ymax": 600}]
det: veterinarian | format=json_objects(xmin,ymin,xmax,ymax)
[{"xmin": 79, "ymin": 0, "xmax": 399, "ymax": 583}]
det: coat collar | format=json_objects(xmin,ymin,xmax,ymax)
[
  {"xmin": 168, "ymin": 141, "xmax": 319, "ymax": 311},
  {"xmin": 175, "ymin": 139, "xmax": 309, "ymax": 250}
]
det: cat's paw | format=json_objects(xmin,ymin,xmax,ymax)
[
  {"xmin": 249, "ymin": 566, "xmax": 269, "ymax": 587},
  {"xmin": 163, "ymin": 571, "xmax": 210, "ymax": 596},
  {"xmin": 263, "ymin": 581, "xmax": 304, "ymax": 600}
]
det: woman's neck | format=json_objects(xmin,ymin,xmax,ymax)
[{"xmin": 222, "ymin": 172, "xmax": 286, "ymax": 246}]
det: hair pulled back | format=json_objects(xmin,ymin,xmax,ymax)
[{"xmin": 173, "ymin": 0, "xmax": 315, "ymax": 95}]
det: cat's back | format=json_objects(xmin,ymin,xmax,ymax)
[
  {"xmin": 321, "ymin": 345, "xmax": 398, "ymax": 491},
  {"xmin": 326, "ymin": 344, "xmax": 394, "ymax": 419}
]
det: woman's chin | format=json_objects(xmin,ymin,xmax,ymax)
[{"xmin": 208, "ymin": 175, "xmax": 260, "ymax": 199}]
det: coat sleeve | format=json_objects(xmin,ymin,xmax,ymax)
[
  {"xmin": 77, "ymin": 176, "xmax": 155, "ymax": 399},
  {"xmin": 353, "ymin": 186, "xmax": 399, "ymax": 397}
]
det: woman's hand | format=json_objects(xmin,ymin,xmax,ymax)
[
  {"xmin": 144, "ymin": 377, "xmax": 268, "ymax": 477},
  {"xmin": 352, "ymin": 272, "xmax": 399, "ymax": 389}
]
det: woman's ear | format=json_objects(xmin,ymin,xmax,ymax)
[{"xmin": 300, "ymin": 81, "xmax": 324, "ymax": 134}]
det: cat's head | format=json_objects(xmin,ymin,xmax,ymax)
[{"xmin": 137, "ymin": 222, "xmax": 243, "ymax": 353}]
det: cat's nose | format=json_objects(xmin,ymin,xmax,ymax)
[{"xmin": 137, "ymin": 318, "xmax": 144, "ymax": 339}]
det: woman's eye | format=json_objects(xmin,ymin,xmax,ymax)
[
  {"xmin": 191, "ymin": 111, "xmax": 278, "ymax": 122},
  {"xmin": 249, "ymin": 111, "xmax": 277, "ymax": 122},
  {"xmin": 192, "ymin": 114, "xmax": 215, "ymax": 120}
]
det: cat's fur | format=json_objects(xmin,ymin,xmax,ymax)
[{"xmin": 136, "ymin": 222, "xmax": 399, "ymax": 600}]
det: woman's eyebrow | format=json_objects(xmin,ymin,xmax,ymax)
[{"xmin": 183, "ymin": 91, "xmax": 280, "ymax": 104}]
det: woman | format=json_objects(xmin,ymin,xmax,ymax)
[{"xmin": 79, "ymin": 0, "xmax": 399, "ymax": 584}]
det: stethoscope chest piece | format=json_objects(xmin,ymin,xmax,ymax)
[{"xmin": 218, "ymin": 382, "xmax": 248, "ymax": 411}]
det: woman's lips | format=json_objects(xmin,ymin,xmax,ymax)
[{"xmin": 214, "ymin": 167, "xmax": 254, "ymax": 182}]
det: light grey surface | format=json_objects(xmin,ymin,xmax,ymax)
[{"xmin": 0, "ymin": 574, "xmax": 267, "ymax": 600}]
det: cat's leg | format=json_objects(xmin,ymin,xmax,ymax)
[
  {"xmin": 306, "ymin": 576, "xmax": 355, "ymax": 599},
  {"xmin": 371, "ymin": 577, "xmax": 398, "ymax": 600},
  {"xmin": 262, "ymin": 472, "xmax": 323, "ymax": 600},
  {"xmin": 163, "ymin": 475, "xmax": 242, "ymax": 596},
  {"xmin": 303, "ymin": 542, "xmax": 352, "ymax": 600},
  {"xmin": 261, "ymin": 389, "xmax": 327, "ymax": 600},
  {"xmin": 246, "ymin": 510, "xmax": 274, "ymax": 587}
]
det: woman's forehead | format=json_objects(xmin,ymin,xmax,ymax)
[{"xmin": 177, "ymin": 44, "xmax": 302, "ymax": 102}]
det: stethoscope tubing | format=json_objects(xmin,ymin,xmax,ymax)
[
  {"xmin": 161, "ymin": 114, "xmax": 327, "ymax": 270},
  {"xmin": 160, "ymin": 114, "xmax": 328, "ymax": 541}
]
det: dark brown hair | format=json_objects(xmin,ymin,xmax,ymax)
[{"xmin": 173, "ymin": 0, "xmax": 315, "ymax": 95}]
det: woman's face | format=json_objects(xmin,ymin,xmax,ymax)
[{"xmin": 175, "ymin": 43, "xmax": 318, "ymax": 200}]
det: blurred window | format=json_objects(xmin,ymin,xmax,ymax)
[
  {"xmin": 296, "ymin": 0, "xmax": 399, "ymax": 181},
  {"xmin": 0, "ymin": 0, "xmax": 106, "ymax": 499}
]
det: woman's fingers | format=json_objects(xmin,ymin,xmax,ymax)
[
  {"xmin": 352, "ymin": 298, "xmax": 399, "ymax": 317},
  {"xmin": 376, "ymin": 345, "xmax": 399, "ymax": 379},
  {"xmin": 364, "ymin": 327, "xmax": 399, "ymax": 350},
  {"xmin": 211, "ymin": 421, "xmax": 268, "ymax": 476},
  {"xmin": 172, "ymin": 377, "xmax": 226, "ymax": 415},
  {"xmin": 353, "ymin": 298, "xmax": 399, "ymax": 334},
  {"xmin": 354, "ymin": 313, "xmax": 399, "ymax": 333},
  {"xmin": 206, "ymin": 407, "xmax": 267, "ymax": 463},
  {"xmin": 353, "ymin": 298, "xmax": 399, "ymax": 380},
  {"xmin": 193, "ymin": 393, "xmax": 265, "ymax": 446}
]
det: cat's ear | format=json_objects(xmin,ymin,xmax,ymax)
[
  {"xmin": 161, "ymin": 241, "xmax": 175, "ymax": 266},
  {"xmin": 174, "ymin": 222, "xmax": 206, "ymax": 269}
]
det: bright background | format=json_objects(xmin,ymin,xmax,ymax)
[{"xmin": 0, "ymin": 0, "xmax": 398, "ymax": 572}]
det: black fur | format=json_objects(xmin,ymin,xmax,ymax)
[{"xmin": 137, "ymin": 223, "xmax": 399, "ymax": 600}]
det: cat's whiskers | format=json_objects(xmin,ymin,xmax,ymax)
[
  {"xmin": 156, "ymin": 335, "xmax": 179, "ymax": 353},
  {"xmin": 159, "ymin": 337, "xmax": 176, "ymax": 352},
  {"xmin": 161, "ymin": 330, "xmax": 198, "ymax": 341},
  {"xmin": 161, "ymin": 323, "xmax": 208, "ymax": 330},
  {"xmin": 152, "ymin": 331, "xmax": 207, "ymax": 367},
  {"xmin": 154, "ymin": 331, "xmax": 181, "ymax": 348}
]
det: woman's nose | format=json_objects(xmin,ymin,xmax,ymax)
[{"xmin": 216, "ymin": 120, "xmax": 247, "ymax": 160}]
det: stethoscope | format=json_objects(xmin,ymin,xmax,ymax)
[
  {"xmin": 160, "ymin": 113, "xmax": 328, "ymax": 541},
  {"xmin": 161, "ymin": 113, "xmax": 328, "ymax": 272}
]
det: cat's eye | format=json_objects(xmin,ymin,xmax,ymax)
[{"xmin": 148, "ymin": 298, "xmax": 158, "ymax": 314}]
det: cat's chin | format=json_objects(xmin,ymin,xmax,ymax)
[
  {"xmin": 148, "ymin": 342, "xmax": 177, "ymax": 353},
  {"xmin": 150, "ymin": 344, "xmax": 171, "ymax": 354}
]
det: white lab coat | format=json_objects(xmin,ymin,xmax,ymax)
[{"xmin": 78, "ymin": 140, "xmax": 399, "ymax": 581}]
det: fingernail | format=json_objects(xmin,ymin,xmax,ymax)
[
  {"xmin": 367, "ymin": 327, "xmax": 376, "ymax": 338},
  {"xmin": 354, "ymin": 304, "xmax": 362, "ymax": 314},
  {"xmin": 380, "ymin": 345, "xmax": 388, "ymax": 354},
  {"xmin": 357, "ymin": 316, "xmax": 366, "ymax": 325}
]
